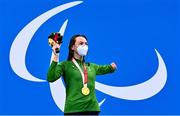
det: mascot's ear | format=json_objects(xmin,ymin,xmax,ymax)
[
  {"xmin": 48, "ymin": 33, "xmax": 55, "ymax": 39},
  {"xmin": 56, "ymin": 32, "xmax": 63, "ymax": 44}
]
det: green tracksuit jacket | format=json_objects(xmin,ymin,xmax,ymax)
[{"xmin": 47, "ymin": 59, "xmax": 115, "ymax": 113}]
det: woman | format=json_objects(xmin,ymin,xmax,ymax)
[{"xmin": 47, "ymin": 34, "xmax": 117, "ymax": 115}]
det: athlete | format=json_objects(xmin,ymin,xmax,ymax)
[{"xmin": 47, "ymin": 34, "xmax": 117, "ymax": 115}]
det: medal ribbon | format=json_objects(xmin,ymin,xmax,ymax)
[
  {"xmin": 83, "ymin": 63, "xmax": 88, "ymax": 84},
  {"xmin": 72, "ymin": 58, "xmax": 88, "ymax": 86}
]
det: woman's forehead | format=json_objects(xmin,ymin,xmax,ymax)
[{"xmin": 75, "ymin": 36, "xmax": 87, "ymax": 43}]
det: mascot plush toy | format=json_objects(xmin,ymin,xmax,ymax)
[{"xmin": 48, "ymin": 32, "xmax": 63, "ymax": 53}]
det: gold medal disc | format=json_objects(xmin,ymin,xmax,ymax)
[{"xmin": 81, "ymin": 86, "xmax": 90, "ymax": 95}]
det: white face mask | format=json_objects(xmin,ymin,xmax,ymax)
[{"xmin": 77, "ymin": 45, "xmax": 88, "ymax": 56}]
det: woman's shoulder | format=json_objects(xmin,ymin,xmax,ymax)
[
  {"xmin": 57, "ymin": 60, "xmax": 72, "ymax": 65},
  {"xmin": 58, "ymin": 61, "xmax": 97, "ymax": 67},
  {"xmin": 85, "ymin": 62, "xmax": 97, "ymax": 67},
  {"xmin": 86, "ymin": 62, "xmax": 96, "ymax": 65}
]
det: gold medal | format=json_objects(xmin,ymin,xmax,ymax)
[
  {"xmin": 81, "ymin": 86, "xmax": 90, "ymax": 95},
  {"xmin": 72, "ymin": 59, "xmax": 90, "ymax": 96}
]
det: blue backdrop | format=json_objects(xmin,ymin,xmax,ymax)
[{"xmin": 0, "ymin": 0, "xmax": 180, "ymax": 115}]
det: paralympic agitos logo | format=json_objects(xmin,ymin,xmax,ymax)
[{"xmin": 9, "ymin": 1, "xmax": 167, "ymax": 112}]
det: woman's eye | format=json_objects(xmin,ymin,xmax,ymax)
[
  {"xmin": 79, "ymin": 42, "xmax": 84, "ymax": 45},
  {"xmin": 79, "ymin": 42, "xmax": 88, "ymax": 45}
]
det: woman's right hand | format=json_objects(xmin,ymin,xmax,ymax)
[
  {"xmin": 52, "ymin": 43, "xmax": 60, "ymax": 62},
  {"xmin": 52, "ymin": 43, "xmax": 60, "ymax": 55}
]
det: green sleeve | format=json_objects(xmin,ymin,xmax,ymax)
[
  {"xmin": 92, "ymin": 63, "xmax": 115, "ymax": 75},
  {"xmin": 47, "ymin": 61, "xmax": 64, "ymax": 82}
]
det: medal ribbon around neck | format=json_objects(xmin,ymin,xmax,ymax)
[{"xmin": 72, "ymin": 58, "xmax": 90, "ymax": 95}]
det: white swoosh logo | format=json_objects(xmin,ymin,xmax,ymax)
[
  {"xmin": 9, "ymin": 0, "xmax": 168, "ymax": 112},
  {"xmin": 95, "ymin": 49, "xmax": 167, "ymax": 100},
  {"xmin": 9, "ymin": 1, "xmax": 83, "ymax": 82}
]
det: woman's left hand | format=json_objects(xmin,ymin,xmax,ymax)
[{"xmin": 111, "ymin": 62, "xmax": 117, "ymax": 70}]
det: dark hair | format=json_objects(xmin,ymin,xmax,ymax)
[{"xmin": 67, "ymin": 34, "xmax": 88, "ymax": 61}]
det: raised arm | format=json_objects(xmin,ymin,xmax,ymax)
[
  {"xmin": 47, "ymin": 61, "xmax": 64, "ymax": 82},
  {"xmin": 47, "ymin": 43, "xmax": 64, "ymax": 82}
]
